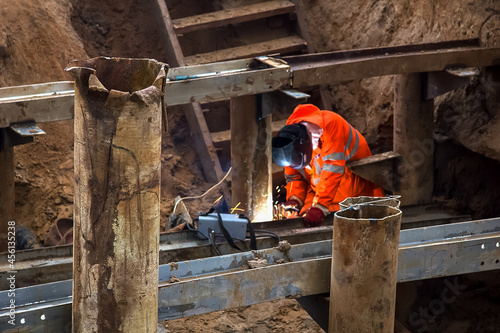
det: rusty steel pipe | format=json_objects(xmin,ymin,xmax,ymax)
[
  {"xmin": 66, "ymin": 57, "xmax": 166, "ymax": 333},
  {"xmin": 329, "ymin": 204, "xmax": 402, "ymax": 333}
]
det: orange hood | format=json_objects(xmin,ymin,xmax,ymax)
[{"xmin": 286, "ymin": 104, "xmax": 325, "ymax": 129}]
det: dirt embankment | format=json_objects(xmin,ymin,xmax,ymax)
[{"xmin": 2, "ymin": 0, "xmax": 500, "ymax": 332}]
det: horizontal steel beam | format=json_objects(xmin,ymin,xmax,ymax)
[
  {"xmin": 1, "ymin": 219, "xmax": 499, "ymax": 332},
  {"xmin": 0, "ymin": 58, "xmax": 290, "ymax": 128},
  {"xmin": 1, "ymin": 41, "xmax": 500, "ymax": 127},
  {"xmin": 0, "ymin": 210, "xmax": 469, "ymax": 288},
  {"xmin": 0, "ymin": 81, "xmax": 74, "ymax": 128},
  {"xmin": 0, "ymin": 217, "xmax": 334, "ymax": 289},
  {"xmin": 285, "ymin": 39, "xmax": 500, "ymax": 87},
  {"xmin": 163, "ymin": 57, "xmax": 291, "ymax": 105}
]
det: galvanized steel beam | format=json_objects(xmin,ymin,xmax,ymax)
[
  {"xmin": 0, "ymin": 212, "xmax": 472, "ymax": 288},
  {"xmin": 0, "ymin": 217, "xmax": 333, "ymax": 288},
  {"xmin": 1, "ymin": 219, "xmax": 499, "ymax": 332},
  {"xmin": 2, "ymin": 40, "xmax": 500, "ymax": 128},
  {"xmin": 0, "ymin": 81, "xmax": 74, "ymax": 128}
]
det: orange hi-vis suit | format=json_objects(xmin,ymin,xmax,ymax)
[{"xmin": 284, "ymin": 104, "xmax": 384, "ymax": 214}]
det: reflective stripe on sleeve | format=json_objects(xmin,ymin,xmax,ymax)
[
  {"xmin": 323, "ymin": 152, "xmax": 345, "ymax": 161},
  {"xmin": 285, "ymin": 173, "xmax": 302, "ymax": 180},
  {"xmin": 322, "ymin": 164, "xmax": 345, "ymax": 174},
  {"xmin": 345, "ymin": 132, "xmax": 359, "ymax": 160},
  {"xmin": 345, "ymin": 125, "xmax": 353, "ymax": 153},
  {"xmin": 314, "ymin": 158, "xmax": 322, "ymax": 177}
]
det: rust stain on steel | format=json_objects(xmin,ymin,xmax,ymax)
[{"xmin": 330, "ymin": 205, "xmax": 401, "ymax": 333}]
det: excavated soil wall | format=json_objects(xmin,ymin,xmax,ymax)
[{"xmin": 1, "ymin": 0, "xmax": 500, "ymax": 332}]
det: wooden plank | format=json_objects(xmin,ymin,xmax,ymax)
[
  {"xmin": 183, "ymin": 102, "xmax": 227, "ymax": 183},
  {"xmin": 173, "ymin": 1, "xmax": 295, "ymax": 34},
  {"xmin": 347, "ymin": 151, "xmax": 401, "ymax": 168},
  {"xmin": 151, "ymin": 0, "xmax": 185, "ymax": 67},
  {"xmin": 3, "ymin": 45, "xmax": 500, "ymax": 124},
  {"xmin": 150, "ymin": 0, "xmax": 228, "ymax": 188},
  {"xmin": 185, "ymin": 36, "xmax": 307, "ymax": 65},
  {"xmin": 227, "ymin": 162, "xmax": 283, "ymax": 183},
  {"xmin": 212, "ymin": 119, "xmax": 287, "ymax": 145},
  {"xmin": 347, "ymin": 151, "xmax": 401, "ymax": 192}
]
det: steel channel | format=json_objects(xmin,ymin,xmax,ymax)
[
  {"xmin": 283, "ymin": 38, "xmax": 481, "ymax": 67},
  {"xmin": 1, "ymin": 219, "xmax": 499, "ymax": 331},
  {"xmin": 2, "ymin": 40, "xmax": 500, "ymax": 127},
  {"xmin": 0, "ymin": 219, "xmax": 333, "ymax": 289},
  {"xmin": 286, "ymin": 46, "xmax": 500, "ymax": 88},
  {"xmin": 0, "ymin": 215, "xmax": 476, "ymax": 288}
]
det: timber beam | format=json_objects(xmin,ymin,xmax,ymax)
[{"xmin": 346, "ymin": 151, "xmax": 401, "ymax": 192}]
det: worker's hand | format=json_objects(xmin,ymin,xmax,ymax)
[
  {"xmin": 282, "ymin": 200, "xmax": 300, "ymax": 218},
  {"xmin": 304, "ymin": 207, "xmax": 325, "ymax": 227}
]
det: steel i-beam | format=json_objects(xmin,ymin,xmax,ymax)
[{"xmin": 1, "ymin": 219, "xmax": 499, "ymax": 332}]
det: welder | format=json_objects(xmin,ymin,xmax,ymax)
[{"xmin": 272, "ymin": 104, "xmax": 384, "ymax": 227}]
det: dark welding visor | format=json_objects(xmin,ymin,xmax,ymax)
[{"xmin": 272, "ymin": 124, "xmax": 312, "ymax": 169}]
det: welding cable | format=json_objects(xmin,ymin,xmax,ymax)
[
  {"xmin": 230, "ymin": 238, "xmax": 249, "ymax": 251},
  {"xmin": 208, "ymin": 228, "xmax": 222, "ymax": 256},
  {"xmin": 185, "ymin": 217, "xmax": 211, "ymax": 240},
  {"xmin": 173, "ymin": 167, "xmax": 232, "ymax": 214},
  {"xmin": 251, "ymin": 230, "xmax": 281, "ymax": 243}
]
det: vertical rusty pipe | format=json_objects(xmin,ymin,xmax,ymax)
[
  {"xmin": 230, "ymin": 95, "xmax": 273, "ymax": 221},
  {"xmin": 66, "ymin": 57, "xmax": 166, "ymax": 333},
  {"xmin": 329, "ymin": 204, "xmax": 402, "ymax": 333},
  {"xmin": 394, "ymin": 73, "xmax": 434, "ymax": 206},
  {"xmin": 0, "ymin": 147, "xmax": 15, "ymax": 252}
]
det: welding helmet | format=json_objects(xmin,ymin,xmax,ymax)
[{"xmin": 272, "ymin": 124, "xmax": 312, "ymax": 169}]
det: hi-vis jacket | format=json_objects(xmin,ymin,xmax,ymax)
[{"xmin": 284, "ymin": 104, "xmax": 383, "ymax": 213}]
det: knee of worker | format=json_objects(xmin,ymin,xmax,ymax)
[{"xmin": 335, "ymin": 173, "xmax": 384, "ymax": 201}]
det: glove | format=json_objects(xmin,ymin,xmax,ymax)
[
  {"xmin": 283, "ymin": 200, "xmax": 299, "ymax": 211},
  {"xmin": 282, "ymin": 200, "xmax": 300, "ymax": 218},
  {"xmin": 304, "ymin": 207, "xmax": 325, "ymax": 227}
]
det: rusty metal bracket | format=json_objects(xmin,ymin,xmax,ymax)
[
  {"xmin": 1, "ymin": 124, "xmax": 40, "ymax": 151},
  {"xmin": 424, "ymin": 70, "xmax": 476, "ymax": 100},
  {"xmin": 259, "ymin": 89, "xmax": 310, "ymax": 120}
]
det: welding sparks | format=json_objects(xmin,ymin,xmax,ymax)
[
  {"xmin": 273, "ymin": 204, "xmax": 286, "ymax": 220},
  {"xmin": 230, "ymin": 202, "xmax": 244, "ymax": 214},
  {"xmin": 213, "ymin": 195, "xmax": 223, "ymax": 205}
]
